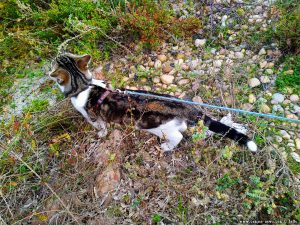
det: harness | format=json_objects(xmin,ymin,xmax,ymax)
[
  {"xmin": 95, "ymin": 88, "xmax": 127, "ymax": 108},
  {"xmin": 96, "ymin": 89, "xmax": 112, "ymax": 107}
]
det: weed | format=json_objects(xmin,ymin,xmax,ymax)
[
  {"xmin": 275, "ymin": 55, "xmax": 300, "ymax": 94},
  {"xmin": 23, "ymin": 99, "xmax": 49, "ymax": 113},
  {"xmin": 216, "ymin": 173, "xmax": 241, "ymax": 192},
  {"xmin": 152, "ymin": 213, "xmax": 162, "ymax": 223}
]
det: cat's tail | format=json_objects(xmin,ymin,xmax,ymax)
[{"xmin": 202, "ymin": 115, "xmax": 257, "ymax": 152}]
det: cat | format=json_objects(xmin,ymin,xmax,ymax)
[{"xmin": 49, "ymin": 53, "xmax": 257, "ymax": 152}]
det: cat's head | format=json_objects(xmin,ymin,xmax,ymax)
[{"xmin": 49, "ymin": 53, "xmax": 93, "ymax": 97}]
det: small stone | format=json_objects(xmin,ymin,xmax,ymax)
[
  {"xmin": 248, "ymin": 78, "xmax": 261, "ymax": 88},
  {"xmin": 176, "ymin": 53, "xmax": 185, "ymax": 60},
  {"xmin": 265, "ymin": 69, "xmax": 273, "ymax": 74},
  {"xmin": 235, "ymin": 52, "xmax": 244, "ymax": 59},
  {"xmin": 213, "ymin": 60, "xmax": 222, "ymax": 68},
  {"xmin": 195, "ymin": 39, "xmax": 206, "ymax": 47},
  {"xmin": 275, "ymin": 136, "xmax": 283, "ymax": 143},
  {"xmin": 160, "ymin": 75, "xmax": 174, "ymax": 84},
  {"xmin": 295, "ymin": 139, "xmax": 300, "ymax": 150},
  {"xmin": 153, "ymin": 77, "xmax": 160, "ymax": 84},
  {"xmin": 241, "ymin": 25, "xmax": 248, "ymax": 30},
  {"xmin": 162, "ymin": 63, "xmax": 172, "ymax": 73},
  {"xmin": 249, "ymin": 94, "xmax": 256, "ymax": 103},
  {"xmin": 149, "ymin": 61, "xmax": 154, "ymax": 67},
  {"xmin": 290, "ymin": 94, "xmax": 299, "ymax": 103},
  {"xmin": 189, "ymin": 60, "xmax": 199, "ymax": 70},
  {"xmin": 260, "ymin": 61, "xmax": 267, "ymax": 69},
  {"xmin": 284, "ymin": 70, "xmax": 294, "ymax": 75},
  {"xmin": 266, "ymin": 62, "xmax": 274, "ymax": 68},
  {"xmin": 154, "ymin": 60, "xmax": 162, "ymax": 69},
  {"xmin": 242, "ymin": 103, "xmax": 252, "ymax": 110},
  {"xmin": 260, "ymin": 104, "xmax": 271, "ymax": 113},
  {"xmin": 291, "ymin": 152, "xmax": 300, "ymax": 163},
  {"xmin": 157, "ymin": 54, "xmax": 167, "ymax": 63},
  {"xmin": 259, "ymin": 48, "xmax": 266, "ymax": 55},
  {"xmin": 177, "ymin": 79, "xmax": 190, "ymax": 85},
  {"xmin": 181, "ymin": 64, "xmax": 190, "ymax": 71},
  {"xmin": 294, "ymin": 105, "xmax": 300, "ymax": 114},
  {"xmin": 192, "ymin": 96, "xmax": 203, "ymax": 103},
  {"xmin": 260, "ymin": 76, "xmax": 270, "ymax": 84},
  {"xmin": 272, "ymin": 93, "xmax": 285, "ymax": 103},
  {"xmin": 280, "ymin": 130, "xmax": 290, "ymax": 140}
]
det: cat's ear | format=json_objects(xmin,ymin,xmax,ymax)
[{"xmin": 77, "ymin": 54, "xmax": 91, "ymax": 71}]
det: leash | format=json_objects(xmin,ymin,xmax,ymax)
[{"xmin": 114, "ymin": 90, "xmax": 300, "ymax": 124}]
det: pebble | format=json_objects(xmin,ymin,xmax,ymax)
[
  {"xmin": 160, "ymin": 75, "xmax": 174, "ymax": 84},
  {"xmin": 176, "ymin": 54, "xmax": 185, "ymax": 60},
  {"xmin": 259, "ymin": 48, "xmax": 266, "ymax": 55},
  {"xmin": 260, "ymin": 104, "xmax": 271, "ymax": 113},
  {"xmin": 260, "ymin": 76, "xmax": 270, "ymax": 83},
  {"xmin": 195, "ymin": 39, "xmax": 206, "ymax": 47},
  {"xmin": 192, "ymin": 96, "xmax": 203, "ymax": 103},
  {"xmin": 290, "ymin": 94, "xmax": 299, "ymax": 103},
  {"xmin": 291, "ymin": 152, "xmax": 300, "ymax": 163},
  {"xmin": 294, "ymin": 105, "xmax": 300, "ymax": 114},
  {"xmin": 272, "ymin": 93, "xmax": 285, "ymax": 104},
  {"xmin": 235, "ymin": 52, "xmax": 244, "ymax": 59},
  {"xmin": 162, "ymin": 63, "xmax": 172, "ymax": 73},
  {"xmin": 213, "ymin": 60, "xmax": 222, "ymax": 68},
  {"xmin": 280, "ymin": 130, "xmax": 290, "ymax": 140},
  {"xmin": 177, "ymin": 79, "xmax": 190, "ymax": 85},
  {"xmin": 265, "ymin": 69, "xmax": 273, "ymax": 74},
  {"xmin": 249, "ymin": 94, "xmax": 256, "ymax": 103},
  {"xmin": 248, "ymin": 78, "xmax": 261, "ymax": 88},
  {"xmin": 181, "ymin": 64, "xmax": 190, "ymax": 71},
  {"xmin": 157, "ymin": 55, "xmax": 167, "ymax": 63},
  {"xmin": 273, "ymin": 105, "xmax": 284, "ymax": 112},
  {"xmin": 154, "ymin": 60, "xmax": 162, "ymax": 69},
  {"xmin": 242, "ymin": 103, "xmax": 252, "ymax": 110},
  {"xmin": 295, "ymin": 139, "xmax": 300, "ymax": 150},
  {"xmin": 260, "ymin": 61, "xmax": 267, "ymax": 68},
  {"xmin": 275, "ymin": 136, "xmax": 283, "ymax": 143},
  {"xmin": 153, "ymin": 77, "xmax": 160, "ymax": 84}
]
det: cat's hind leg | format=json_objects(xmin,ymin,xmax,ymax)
[{"xmin": 145, "ymin": 119, "xmax": 187, "ymax": 152}]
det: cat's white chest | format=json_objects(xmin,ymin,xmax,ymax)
[{"xmin": 71, "ymin": 87, "xmax": 91, "ymax": 118}]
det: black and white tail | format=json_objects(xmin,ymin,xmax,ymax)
[{"xmin": 203, "ymin": 115, "xmax": 258, "ymax": 152}]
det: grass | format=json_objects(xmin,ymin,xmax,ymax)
[{"xmin": 275, "ymin": 55, "xmax": 300, "ymax": 94}]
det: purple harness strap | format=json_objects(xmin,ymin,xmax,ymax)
[{"xmin": 96, "ymin": 90, "xmax": 112, "ymax": 107}]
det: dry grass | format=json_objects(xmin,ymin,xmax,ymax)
[{"xmin": 1, "ymin": 96, "xmax": 299, "ymax": 224}]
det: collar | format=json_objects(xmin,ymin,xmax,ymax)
[{"xmin": 96, "ymin": 89, "xmax": 112, "ymax": 107}]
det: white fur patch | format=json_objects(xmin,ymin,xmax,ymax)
[
  {"xmin": 246, "ymin": 141, "xmax": 258, "ymax": 152},
  {"xmin": 71, "ymin": 87, "xmax": 92, "ymax": 119},
  {"xmin": 91, "ymin": 79, "xmax": 107, "ymax": 88},
  {"xmin": 145, "ymin": 119, "xmax": 187, "ymax": 151}
]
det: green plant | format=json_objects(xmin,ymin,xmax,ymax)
[
  {"xmin": 119, "ymin": 0, "xmax": 201, "ymax": 47},
  {"xmin": 23, "ymin": 99, "xmax": 49, "ymax": 113},
  {"xmin": 275, "ymin": 55, "xmax": 300, "ymax": 94},
  {"xmin": 152, "ymin": 213, "xmax": 162, "ymax": 223},
  {"xmin": 216, "ymin": 173, "xmax": 240, "ymax": 192}
]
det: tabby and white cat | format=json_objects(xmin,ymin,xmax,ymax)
[{"xmin": 49, "ymin": 53, "xmax": 257, "ymax": 152}]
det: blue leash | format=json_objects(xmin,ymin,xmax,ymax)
[{"xmin": 124, "ymin": 90, "xmax": 300, "ymax": 124}]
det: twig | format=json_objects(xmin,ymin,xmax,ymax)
[
  {"xmin": 57, "ymin": 29, "xmax": 94, "ymax": 56},
  {"xmin": 9, "ymin": 151, "xmax": 80, "ymax": 225},
  {"xmin": 0, "ymin": 190, "xmax": 14, "ymax": 220}
]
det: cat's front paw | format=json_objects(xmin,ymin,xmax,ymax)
[
  {"xmin": 97, "ymin": 129, "xmax": 108, "ymax": 138},
  {"xmin": 161, "ymin": 143, "xmax": 175, "ymax": 152}
]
